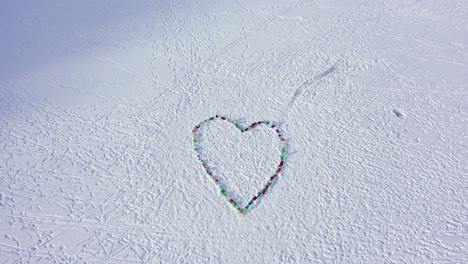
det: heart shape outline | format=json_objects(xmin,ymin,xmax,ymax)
[{"xmin": 192, "ymin": 115, "xmax": 286, "ymax": 216}]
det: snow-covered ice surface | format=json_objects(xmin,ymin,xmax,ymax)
[{"xmin": 1, "ymin": 0, "xmax": 467, "ymax": 262}]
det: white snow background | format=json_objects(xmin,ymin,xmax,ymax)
[{"xmin": 1, "ymin": 0, "xmax": 467, "ymax": 263}]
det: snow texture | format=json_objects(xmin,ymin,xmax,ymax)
[{"xmin": 0, "ymin": 0, "xmax": 467, "ymax": 263}]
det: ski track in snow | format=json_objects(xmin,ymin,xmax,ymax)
[
  {"xmin": 288, "ymin": 61, "xmax": 341, "ymax": 111},
  {"xmin": 0, "ymin": 0, "xmax": 467, "ymax": 263}
]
